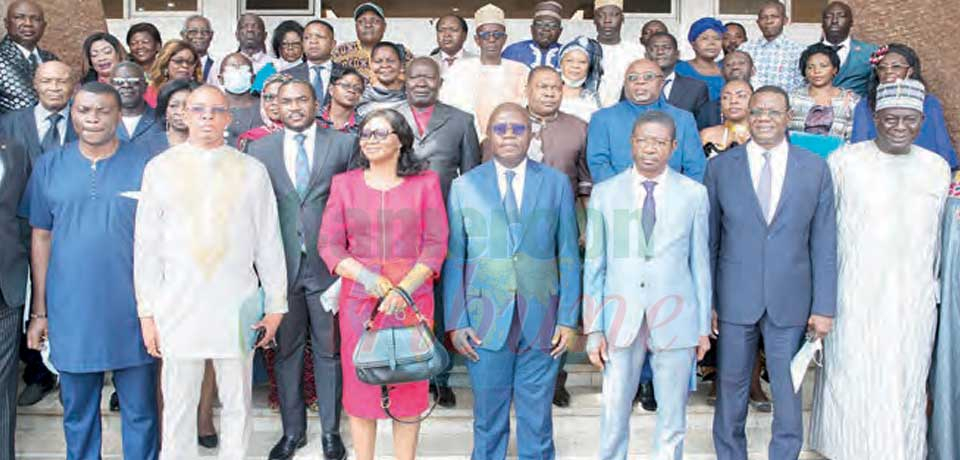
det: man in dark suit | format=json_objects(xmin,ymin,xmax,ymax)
[
  {"xmin": 0, "ymin": 136, "xmax": 30, "ymax": 460},
  {"xmin": 396, "ymin": 56, "xmax": 481, "ymax": 407},
  {"xmin": 0, "ymin": 61, "xmax": 77, "ymax": 163},
  {"xmin": 245, "ymin": 79, "xmax": 354, "ymax": 460},
  {"xmin": 0, "ymin": 0, "xmax": 57, "ymax": 114},
  {"xmin": 281, "ymin": 20, "xmax": 345, "ymax": 108},
  {"xmin": 645, "ymin": 31, "xmax": 715, "ymax": 130},
  {"xmin": 707, "ymin": 86, "xmax": 837, "ymax": 460},
  {"xmin": 820, "ymin": 1, "xmax": 877, "ymax": 98},
  {"xmin": 109, "ymin": 62, "xmax": 165, "ymax": 156}
]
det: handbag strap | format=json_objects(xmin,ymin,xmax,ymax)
[
  {"xmin": 379, "ymin": 382, "xmax": 442, "ymax": 424},
  {"xmin": 364, "ymin": 286, "xmax": 428, "ymax": 330}
]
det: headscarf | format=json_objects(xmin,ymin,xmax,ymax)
[
  {"xmin": 259, "ymin": 72, "xmax": 292, "ymax": 125},
  {"xmin": 558, "ymin": 36, "xmax": 603, "ymax": 95},
  {"xmin": 688, "ymin": 17, "xmax": 725, "ymax": 44}
]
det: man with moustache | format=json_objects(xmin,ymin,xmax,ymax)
[
  {"xmin": 0, "ymin": 0, "xmax": 58, "ymax": 113},
  {"xmin": 281, "ymin": 20, "xmax": 345, "ymax": 107},
  {"xmin": 587, "ymin": 59, "xmax": 704, "ymax": 184},
  {"xmin": 739, "ymin": 1, "xmax": 806, "ymax": 92},
  {"xmin": 180, "ymin": 15, "xmax": 218, "ymax": 83},
  {"xmin": 246, "ymin": 79, "xmax": 354, "ymax": 460},
  {"xmin": 444, "ymin": 102, "xmax": 580, "ymax": 460},
  {"xmin": 20, "ymin": 82, "xmax": 158, "ymax": 460},
  {"xmin": 820, "ymin": 1, "xmax": 878, "ymax": 97},
  {"xmin": 501, "ymin": 1, "xmax": 565, "ymax": 70},
  {"xmin": 0, "ymin": 61, "xmax": 77, "ymax": 164},
  {"xmin": 593, "ymin": 0, "xmax": 645, "ymax": 107},
  {"xmin": 430, "ymin": 15, "xmax": 476, "ymax": 75},
  {"xmin": 135, "ymin": 85, "xmax": 287, "ymax": 460},
  {"xmin": 331, "ymin": 2, "xmax": 413, "ymax": 83}
]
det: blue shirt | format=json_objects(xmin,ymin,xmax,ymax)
[
  {"xmin": 586, "ymin": 96, "xmax": 705, "ymax": 183},
  {"xmin": 19, "ymin": 141, "xmax": 154, "ymax": 373},
  {"xmin": 501, "ymin": 39, "xmax": 562, "ymax": 69},
  {"xmin": 739, "ymin": 35, "xmax": 806, "ymax": 93},
  {"xmin": 675, "ymin": 60, "xmax": 725, "ymax": 101},
  {"xmin": 850, "ymin": 95, "xmax": 958, "ymax": 168}
]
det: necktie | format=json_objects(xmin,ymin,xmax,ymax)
[
  {"xmin": 28, "ymin": 52, "xmax": 39, "ymax": 70},
  {"xmin": 294, "ymin": 133, "xmax": 310, "ymax": 198},
  {"xmin": 642, "ymin": 180, "xmax": 657, "ymax": 242},
  {"xmin": 504, "ymin": 170, "xmax": 521, "ymax": 252},
  {"xmin": 757, "ymin": 151, "xmax": 773, "ymax": 223},
  {"xmin": 662, "ymin": 77, "xmax": 673, "ymax": 98},
  {"xmin": 202, "ymin": 56, "xmax": 213, "ymax": 81},
  {"xmin": 311, "ymin": 65, "xmax": 325, "ymax": 101},
  {"xmin": 40, "ymin": 113, "xmax": 62, "ymax": 153}
]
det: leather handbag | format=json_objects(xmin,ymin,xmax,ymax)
[{"xmin": 353, "ymin": 287, "xmax": 451, "ymax": 423}]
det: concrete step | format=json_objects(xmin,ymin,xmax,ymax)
[{"xmin": 15, "ymin": 365, "xmax": 825, "ymax": 459}]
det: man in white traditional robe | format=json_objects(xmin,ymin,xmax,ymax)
[
  {"xmin": 811, "ymin": 78, "xmax": 950, "ymax": 460},
  {"xmin": 593, "ymin": 0, "xmax": 645, "ymax": 107},
  {"xmin": 438, "ymin": 3, "xmax": 528, "ymax": 139},
  {"xmin": 134, "ymin": 85, "xmax": 288, "ymax": 460}
]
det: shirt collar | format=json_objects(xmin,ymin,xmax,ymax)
[
  {"xmin": 821, "ymin": 36, "xmax": 851, "ymax": 49},
  {"xmin": 441, "ymin": 49, "xmax": 464, "ymax": 61},
  {"xmin": 494, "ymin": 157, "xmax": 528, "ymax": 178},
  {"xmin": 285, "ymin": 123, "xmax": 317, "ymax": 143},
  {"xmin": 632, "ymin": 166, "xmax": 668, "ymax": 187},
  {"xmin": 664, "ymin": 71, "xmax": 676, "ymax": 83},
  {"xmin": 412, "ymin": 104, "xmax": 436, "ymax": 115},
  {"xmin": 625, "ymin": 95, "xmax": 667, "ymax": 110},
  {"xmin": 34, "ymin": 103, "xmax": 68, "ymax": 121},
  {"xmin": 747, "ymin": 138, "xmax": 789, "ymax": 157},
  {"xmin": 13, "ymin": 41, "xmax": 37, "ymax": 60}
]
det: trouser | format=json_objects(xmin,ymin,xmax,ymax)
[
  {"xmin": 466, "ymin": 311, "xmax": 561, "ymax": 460},
  {"xmin": 598, "ymin": 323, "xmax": 695, "ymax": 460},
  {"xmin": 59, "ymin": 363, "xmax": 158, "ymax": 460},
  {"xmin": 274, "ymin": 268, "xmax": 342, "ymax": 438},
  {"xmin": 431, "ymin": 275, "xmax": 450, "ymax": 387},
  {"xmin": 0, "ymin": 301, "xmax": 21, "ymax": 460},
  {"xmin": 161, "ymin": 355, "xmax": 253, "ymax": 460},
  {"xmin": 713, "ymin": 315, "xmax": 805, "ymax": 460}
]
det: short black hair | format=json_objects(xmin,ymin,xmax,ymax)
[
  {"xmin": 724, "ymin": 21, "xmax": 746, "ymax": 35},
  {"xmin": 126, "ymin": 22, "xmax": 162, "ymax": 46},
  {"xmin": 156, "ymin": 79, "xmax": 201, "ymax": 121},
  {"xmin": 751, "ymin": 85, "xmax": 791, "ymax": 111},
  {"xmin": 277, "ymin": 79, "xmax": 317, "ymax": 103},
  {"xmin": 354, "ymin": 109, "xmax": 427, "ymax": 176},
  {"xmin": 436, "ymin": 14, "xmax": 468, "ymax": 36},
  {"xmin": 78, "ymin": 81, "xmax": 122, "ymax": 108},
  {"xmin": 304, "ymin": 19, "xmax": 335, "ymax": 36},
  {"xmin": 331, "ymin": 66, "xmax": 365, "ymax": 86},
  {"xmin": 371, "ymin": 41, "xmax": 404, "ymax": 62},
  {"xmin": 527, "ymin": 65, "xmax": 560, "ymax": 84},
  {"xmin": 633, "ymin": 110, "xmax": 676, "ymax": 140},
  {"xmin": 271, "ymin": 20, "xmax": 304, "ymax": 59},
  {"xmin": 799, "ymin": 42, "xmax": 840, "ymax": 77},
  {"xmin": 646, "ymin": 31, "xmax": 678, "ymax": 50},
  {"xmin": 758, "ymin": 1, "xmax": 787, "ymax": 16}
]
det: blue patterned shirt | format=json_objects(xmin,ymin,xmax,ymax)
[
  {"xmin": 501, "ymin": 39, "xmax": 562, "ymax": 69},
  {"xmin": 740, "ymin": 35, "xmax": 806, "ymax": 93}
]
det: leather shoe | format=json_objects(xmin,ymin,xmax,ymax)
[
  {"xmin": 268, "ymin": 435, "xmax": 306, "ymax": 460},
  {"xmin": 198, "ymin": 433, "xmax": 219, "ymax": 449},
  {"xmin": 552, "ymin": 371, "xmax": 570, "ymax": 407},
  {"xmin": 635, "ymin": 382, "xmax": 658, "ymax": 412},
  {"xmin": 109, "ymin": 391, "xmax": 120, "ymax": 412},
  {"xmin": 435, "ymin": 385, "xmax": 456, "ymax": 408},
  {"xmin": 322, "ymin": 433, "xmax": 347, "ymax": 460},
  {"xmin": 17, "ymin": 382, "xmax": 55, "ymax": 407}
]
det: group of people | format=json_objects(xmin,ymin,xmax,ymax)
[{"xmin": 0, "ymin": 0, "xmax": 958, "ymax": 459}]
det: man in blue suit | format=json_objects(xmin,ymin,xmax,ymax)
[
  {"xmin": 109, "ymin": 62, "xmax": 166, "ymax": 156},
  {"xmin": 707, "ymin": 86, "xmax": 837, "ymax": 460},
  {"xmin": 821, "ymin": 1, "xmax": 877, "ymax": 98},
  {"xmin": 584, "ymin": 110, "xmax": 712, "ymax": 460},
  {"xmin": 444, "ymin": 103, "xmax": 581, "ymax": 460},
  {"xmin": 587, "ymin": 59, "xmax": 704, "ymax": 183}
]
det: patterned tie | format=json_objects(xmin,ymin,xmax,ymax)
[
  {"xmin": 28, "ymin": 52, "xmax": 39, "ymax": 70},
  {"xmin": 311, "ymin": 65, "xmax": 325, "ymax": 102},
  {"xmin": 294, "ymin": 133, "xmax": 310, "ymax": 198},
  {"xmin": 504, "ymin": 170, "xmax": 522, "ymax": 252},
  {"xmin": 642, "ymin": 180, "xmax": 657, "ymax": 242},
  {"xmin": 757, "ymin": 151, "xmax": 773, "ymax": 223},
  {"xmin": 40, "ymin": 112, "xmax": 62, "ymax": 153}
]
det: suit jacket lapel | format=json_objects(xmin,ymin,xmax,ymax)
[
  {"xmin": 20, "ymin": 110, "xmax": 39, "ymax": 153},
  {"xmin": 265, "ymin": 134, "xmax": 298, "ymax": 200},
  {"xmin": 397, "ymin": 104, "xmax": 420, "ymax": 140},
  {"xmin": 133, "ymin": 107, "xmax": 156, "ymax": 139},
  {"xmin": 517, "ymin": 161, "xmax": 544, "ymax": 246},
  {"xmin": 422, "ymin": 104, "xmax": 451, "ymax": 140},
  {"xmin": 305, "ymin": 126, "xmax": 332, "ymax": 202},
  {"xmin": 769, "ymin": 148, "xmax": 801, "ymax": 229},
  {"xmin": 734, "ymin": 147, "xmax": 769, "ymax": 226}
]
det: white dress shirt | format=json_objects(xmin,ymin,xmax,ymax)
[
  {"xmin": 438, "ymin": 49, "xmax": 465, "ymax": 73},
  {"xmin": 746, "ymin": 139, "xmax": 789, "ymax": 222},
  {"xmin": 494, "ymin": 157, "xmax": 527, "ymax": 209},
  {"xmin": 661, "ymin": 71, "xmax": 676, "ymax": 99},
  {"xmin": 34, "ymin": 104, "xmax": 69, "ymax": 144},
  {"xmin": 283, "ymin": 124, "xmax": 316, "ymax": 185},
  {"xmin": 13, "ymin": 42, "xmax": 42, "ymax": 63},
  {"xmin": 822, "ymin": 36, "xmax": 852, "ymax": 68},
  {"xmin": 122, "ymin": 115, "xmax": 142, "ymax": 138}
]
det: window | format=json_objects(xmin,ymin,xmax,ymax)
[
  {"xmin": 134, "ymin": 0, "xmax": 199, "ymax": 13},
  {"xmin": 322, "ymin": 0, "xmax": 671, "ymax": 19},
  {"xmin": 243, "ymin": 0, "xmax": 314, "ymax": 15},
  {"xmin": 719, "ymin": 0, "xmax": 826, "ymax": 23}
]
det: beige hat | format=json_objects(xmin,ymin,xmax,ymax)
[
  {"xmin": 475, "ymin": 4, "xmax": 506, "ymax": 27},
  {"xmin": 594, "ymin": 0, "xmax": 623, "ymax": 9},
  {"xmin": 876, "ymin": 79, "xmax": 925, "ymax": 113},
  {"xmin": 534, "ymin": 1, "xmax": 563, "ymax": 20}
]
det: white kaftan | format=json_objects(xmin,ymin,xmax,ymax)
[
  {"xmin": 810, "ymin": 141, "xmax": 950, "ymax": 460},
  {"xmin": 597, "ymin": 41, "xmax": 644, "ymax": 108},
  {"xmin": 437, "ymin": 57, "xmax": 528, "ymax": 139}
]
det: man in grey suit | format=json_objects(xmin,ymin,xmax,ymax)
[
  {"xmin": 0, "ymin": 136, "xmax": 29, "ymax": 460},
  {"xmin": 707, "ymin": 85, "xmax": 837, "ymax": 460},
  {"xmin": 245, "ymin": 79, "xmax": 354, "ymax": 460},
  {"xmin": 396, "ymin": 56, "xmax": 481, "ymax": 406}
]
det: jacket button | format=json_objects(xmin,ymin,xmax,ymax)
[{"xmin": 640, "ymin": 282, "xmax": 646, "ymax": 288}]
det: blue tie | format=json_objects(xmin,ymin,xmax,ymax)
[
  {"xmin": 642, "ymin": 180, "xmax": 657, "ymax": 243},
  {"xmin": 294, "ymin": 133, "xmax": 310, "ymax": 198},
  {"xmin": 504, "ymin": 170, "xmax": 521, "ymax": 252},
  {"xmin": 311, "ymin": 65, "xmax": 325, "ymax": 102}
]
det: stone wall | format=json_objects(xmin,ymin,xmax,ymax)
[
  {"xmin": 5, "ymin": 0, "xmax": 109, "ymax": 73},
  {"xmin": 848, "ymin": 0, "xmax": 960, "ymax": 150}
]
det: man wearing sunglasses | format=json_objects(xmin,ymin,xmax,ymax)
[
  {"xmin": 587, "ymin": 58, "xmax": 705, "ymax": 184},
  {"xmin": 108, "ymin": 62, "xmax": 166, "ymax": 157},
  {"xmin": 444, "ymin": 102, "xmax": 581, "ymax": 460},
  {"xmin": 439, "ymin": 3, "xmax": 529, "ymax": 139},
  {"xmin": 501, "ymin": 1, "xmax": 564, "ymax": 70}
]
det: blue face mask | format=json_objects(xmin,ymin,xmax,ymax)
[{"xmin": 222, "ymin": 67, "xmax": 253, "ymax": 94}]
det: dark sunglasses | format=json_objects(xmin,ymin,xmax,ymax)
[
  {"xmin": 491, "ymin": 123, "xmax": 527, "ymax": 136},
  {"xmin": 359, "ymin": 128, "xmax": 394, "ymax": 140}
]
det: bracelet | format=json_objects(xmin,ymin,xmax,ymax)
[{"xmin": 29, "ymin": 313, "xmax": 47, "ymax": 319}]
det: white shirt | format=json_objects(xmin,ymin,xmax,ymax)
[
  {"xmin": 308, "ymin": 61, "xmax": 332, "ymax": 95},
  {"xmin": 632, "ymin": 166, "xmax": 668, "ymax": 212},
  {"xmin": 598, "ymin": 41, "xmax": 645, "ymax": 107},
  {"xmin": 283, "ymin": 124, "xmax": 316, "ymax": 185},
  {"xmin": 438, "ymin": 49, "xmax": 465, "ymax": 73},
  {"xmin": 662, "ymin": 71, "xmax": 676, "ymax": 99},
  {"xmin": 122, "ymin": 115, "xmax": 142, "ymax": 137},
  {"xmin": 494, "ymin": 157, "xmax": 527, "ymax": 209},
  {"xmin": 13, "ymin": 41, "xmax": 41, "ymax": 63},
  {"xmin": 746, "ymin": 139, "xmax": 789, "ymax": 222},
  {"xmin": 822, "ymin": 36, "xmax": 852, "ymax": 67},
  {"xmin": 34, "ymin": 104, "xmax": 69, "ymax": 144}
]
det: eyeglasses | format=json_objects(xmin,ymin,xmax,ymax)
[
  {"xmin": 876, "ymin": 63, "xmax": 910, "ymax": 72},
  {"xmin": 262, "ymin": 93, "xmax": 278, "ymax": 101},
  {"xmin": 491, "ymin": 123, "xmax": 527, "ymax": 136},
  {"xmin": 111, "ymin": 77, "xmax": 144, "ymax": 86},
  {"xmin": 359, "ymin": 128, "xmax": 394, "ymax": 140},
  {"xmin": 625, "ymin": 72, "xmax": 663, "ymax": 83},
  {"xmin": 532, "ymin": 20, "xmax": 561, "ymax": 30},
  {"xmin": 334, "ymin": 81, "xmax": 363, "ymax": 93},
  {"xmin": 187, "ymin": 105, "xmax": 230, "ymax": 115},
  {"xmin": 632, "ymin": 136, "xmax": 672, "ymax": 150},
  {"xmin": 477, "ymin": 31, "xmax": 507, "ymax": 41},
  {"xmin": 184, "ymin": 28, "xmax": 213, "ymax": 36},
  {"xmin": 170, "ymin": 57, "xmax": 196, "ymax": 67},
  {"xmin": 748, "ymin": 108, "xmax": 786, "ymax": 118}
]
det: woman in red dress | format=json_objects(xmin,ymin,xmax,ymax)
[{"xmin": 319, "ymin": 109, "xmax": 449, "ymax": 460}]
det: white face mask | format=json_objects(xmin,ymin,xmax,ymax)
[
  {"xmin": 562, "ymin": 74, "xmax": 586, "ymax": 88},
  {"xmin": 222, "ymin": 67, "xmax": 253, "ymax": 94}
]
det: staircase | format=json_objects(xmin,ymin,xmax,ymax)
[{"xmin": 15, "ymin": 363, "xmax": 825, "ymax": 459}]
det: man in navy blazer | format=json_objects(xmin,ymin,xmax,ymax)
[
  {"xmin": 707, "ymin": 86, "xmax": 837, "ymax": 460},
  {"xmin": 821, "ymin": 1, "xmax": 877, "ymax": 98},
  {"xmin": 109, "ymin": 62, "xmax": 166, "ymax": 156},
  {"xmin": 645, "ymin": 32, "xmax": 715, "ymax": 130},
  {"xmin": 281, "ymin": 20, "xmax": 346, "ymax": 109},
  {"xmin": 0, "ymin": 61, "xmax": 77, "ymax": 163},
  {"xmin": 444, "ymin": 103, "xmax": 581, "ymax": 460}
]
